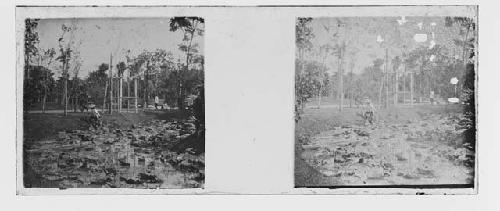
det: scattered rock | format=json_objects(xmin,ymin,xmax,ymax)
[{"xmin": 353, "ymin": 129, "xmax": 370, "ymax": 137}]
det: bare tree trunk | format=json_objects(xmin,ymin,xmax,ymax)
[
  {"xmin": 394, "ymin": 72, "xmax": 398, "ymax": 106},
  {"xmin": 403, "ymin": 71, "xmax": 406, "ymax": 105},
  {"xmin": 145, "ymin": 65, "xmax": 149, "ymax": 109},
  {"xmin": 349, "ymin": 61, "xmax": 354, "ymax": 108},
  {"xmin": 379, "ymin": 80, "xmax": 384, "ymax": 108},
  {"xmin": 73, "ymin": 94, "xmax": 77, "ymax": 113},
  {"xmin": 63, "ymin": 61, "xmax": 68, "ymax": 116},
  {"xmin": 462, "ymin": 25, "xmax": 470, "ymax": 66},
  {"xmin": 127, "ymin": 79, "xmax": 130, "ymax": 98},
  {"xmin": 42, "ymin": 94, "xmax": 46, "ymax": 113},
  {"xmin": 385, "ymin": 48, "xmax": 389, "ymax": 108},
  {"xmin": 119, "ymin": 77, "xmax": 122, "ymax": 112},
  {"xmin": 109, "ymin": 54, "xmax": 113, "ymax": 114},
  {"xmin": 410, "ymin": 72, "xmax": 414, "ymax": 107},
  {"xmin": 134, "ymin": 78, "xmax": 138, "ymax": 113},
  {"xmin": 103, "ymin": 81, "xmax": 108, "ymax": 112},
  {"xmin": 338, "ymin": 46, "xmax": 343, "ymax": 111},
  {"xmin": 42, "ymin": 67, "xmax": 49, "ymax": 113},
  {"xmin": 64, "ymin": 79, "xmax": 68, "ymax": 115},
  {"xmin": 317, "ymin": 83, "xmax": 322, "ymax": 109}
]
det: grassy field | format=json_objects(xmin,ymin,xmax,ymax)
[
  {"xmin": 294, "ymin": 104, "xmax": 466, "ymax": 187},
  {"xmin": 23, "ymin": 110, "xmax": 191, "ymax": 142}
]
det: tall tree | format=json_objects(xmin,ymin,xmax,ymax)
[
  {"xmin": 86, "ymin": 63, "xmax": 109, "ymax": 106},
  {"xmin": 296, "ymin": 18, "xmax": 314, "ymax": 75},
  {"xmin": 169, "ymin": 17, "xmax": 204, "ymax": 109},
  {"xmin": 55, "ymin": 24, "xmax": 74, "ymax": 115},
  {"xmin": 116, "ymin": 61, "xmax": 127, "ymax": 77},
  {"xmin": 40, "ymin": 48, "xmax": 56, "ymax": 112},
  {"xmin": 24, "ymin": 19, "xmax": 40, "ymax": 80},
  {"xmin": 446, "ymin": 16, "xmax": 476, "ymax": 152},
  {"xmin": 23, "ymin": 19, "xmax": 40, "ymax": 112},
  {"xmin": 295, "ymin": 18, "xmax": 315, "ymax": 121},
  {"xmin": 130, "ymin": 49, "xmax": 173, "ymax": 108}
]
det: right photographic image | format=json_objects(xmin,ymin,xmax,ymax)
[{"xmin": 294, "ymin": 6, "xmax": 477, "ymax": 189}]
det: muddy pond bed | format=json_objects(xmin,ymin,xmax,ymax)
[
  {"xmin": 24, "ymin": 119, "xmax": 204, "ymax": 189},
  {"xmin": 299, "ymin": 112, "xmax": 475, "ymax": 186}
]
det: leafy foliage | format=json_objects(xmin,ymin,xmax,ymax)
[
  {"xmin": 24, "ymin": 19, "xmax": 40, "ymax": 70},
  {"xmin": 169, "ymin": 17, "xmax": 205, "ymax": 109},
  {"xmin": 116, "ymin": 61, "xmax": 127, "ymax": 77},
  {"xmin": 23, "ymin": 66, "xmax": 55, "ymax": 110},
  {"xmin": 295, "ymin": 59, "xmax": 329, "ymax": 121},
  {"xmin": 86, "ymin": 63, "xmax": 109, "ymax": 105},
  {"xmin": 296, "ymin": 18, "xmax": 314, "ymax": 56}
]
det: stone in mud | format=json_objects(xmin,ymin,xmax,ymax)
[
  {"xmin": 183, "ymin": 122, "xmax": 196, "ymax": 130},
  {"xmin": 185, "ymin": 148, "xmax": 195, "ymax": 154},
  {"xmin": 90, "ymin": 177, "xmax": 113, "ymax": 186},
  {"xmin": 397, "ymin": 172, "xmax": 420, "ymax": 180},
  {"xmin": 178, "ymin": 134, "xmax": 191, "ymax": 140},
  {"xmin": 395, "ymin": 153, "xmax": 408, "ymax": 161},
  {"xmin": 353, "ymin": 129, "xmax": 370, "ymax": 137},
  {"xmin": 77, "ymin": 133, "xmax": 94, "ymax": 142},
  {"xmin": 120, "ymin": 177, "xmax": 142, "ymax": 184},
  {"xmin": 138, "ymin": 173, "xmax": 162, "ymax": 183},
  {"xmin": 366, "ymin": 173, "xmax": 385, "ymax": 180},
  {"xmin": 104, "ymin": 138, "xmax": 115, "ymax": 145},
  {"xmin": 382, "ymin": 162, "xmax": 394, "ymax": 170},
  {"xmin": 165, "ymin": 129, "xmax": 180, "ymax": 137},
  {"xmin": 321, "ymin": 169, "xmax": 337, "ymax": 177},
  {"xmin": 44, "ymin": 174, "xmax": 64, "ymax": 181},
  {"xmin": 102, "ymin": 126, "xmax": 110, "ymax": 133},
  {"xmin": 454, "ymin": 148, "xmax": 468, "ymax": 161},
  {"xmin": 118, "ymin": 159, "xmax": 131, "ymax": 167},
  {"xmin": 57, "ymin": 131, "xmax": 70, "ymax": 140},
  {"xmin": 416, "ymin": 167, "xmax": 435, "ymax": 177}
]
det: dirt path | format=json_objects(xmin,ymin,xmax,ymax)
[{"xmin": 299, "ymin": 113, "xmax": 474, "ymax": 186}]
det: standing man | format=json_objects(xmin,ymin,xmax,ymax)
[
  {"xmin": 154, "ymin": 95, "xmax": 161, "ymax": 110},
  {"xmin": 362, "ymin": 97, "xmax": 376, "ymax": 125},
  {"xmin": 430, "ymin": 90, "xmax": 435, "ymax": 105}
]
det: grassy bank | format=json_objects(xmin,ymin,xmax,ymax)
[{"xmin": 23, "ymin": 110, "xmax": 192, "ymax": 143}]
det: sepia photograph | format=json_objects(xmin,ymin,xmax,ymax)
[
  {"xmin": 20, "ymin": 17, "xmax": 205, "ymax": 189},
  {"xmin": 294, "ymin": 7, "xmax": 477, "ymax": 188}
]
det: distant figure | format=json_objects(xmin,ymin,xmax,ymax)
[
  {"xmin": 91, "ymin": 107, "xmax": 101, "ymax": 119},
  {"xmin": 154, "ymin": 96, "xmax": 162, "ymax": 110},
  {"xmin": 430, "ymin": 90, "xmax": 435, "ymax": 105},
  {"xmin": 362, "ymin": 97, "xmax": 376, "ymax": 124},
  {"xmin": 89, "ymin": 106, "xmax": 102, "ymax": 128}
]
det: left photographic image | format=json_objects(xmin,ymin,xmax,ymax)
[{"xmin": 20, "ymin": 17, "xmax": 205, "ymax": 189}]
